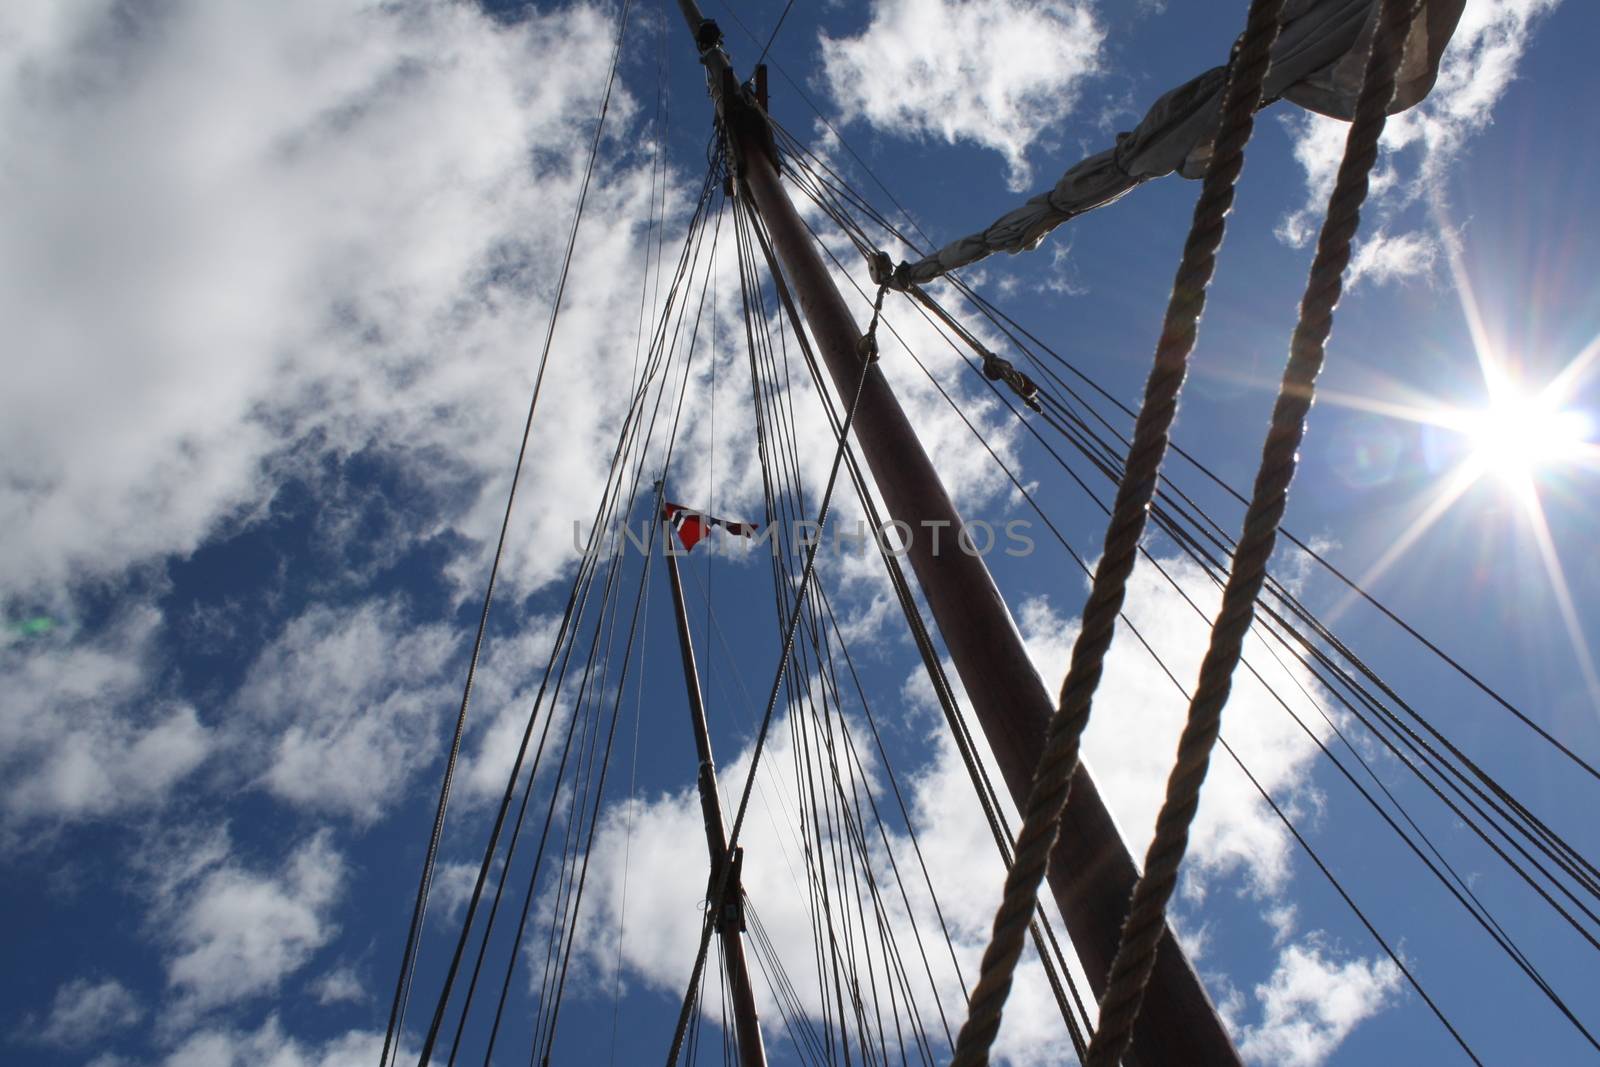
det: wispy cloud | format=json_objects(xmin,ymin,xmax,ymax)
[
  {"xmin": 229, "ymin": 598, "xmax": 460, "ymax": 822},
  {"xmin": 159, "ymin": 1014, "xmax": 400, "ymax": 1067},
  {"xmin": 819, "ymin": 0, "xmax": 1105, "ymax": 191},
  {"xmin": 0, "ymin": 605, "xmax": 211, "ymax": 831},
  {"xmin": 308, "ymin": 964, "xmax": 367, "ymax": 1007},
  {"xmin": 157, "ymin": 828, "xmax": 344, "ymax": 1017},
  {"xmin": 1277, "ymin": 0, "xmax": 1561, "ymax": 284},
  {"xmin": 16, "ymin": 975, "xmax": 143, "ymax": 1048}
]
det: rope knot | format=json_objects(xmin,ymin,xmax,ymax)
[{"xmin": 982, "ymin": 352, "xmax": 1043, "ymax": 413}]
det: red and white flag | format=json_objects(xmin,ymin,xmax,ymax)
[{"xmin": 664, "ymin": 502, "xmax": 759, "ymax": 552}]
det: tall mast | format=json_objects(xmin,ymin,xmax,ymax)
[
  {"xmin": 670, "ymin": 7, "xmax": 1240, "ymax": 1064},
  {"xmin": 663, "ymin": 518, "xmax": 768, "ymax": 1067}
]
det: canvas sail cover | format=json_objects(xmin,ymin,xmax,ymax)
[{"xmin": 891, "ymin": 0, "xmax": 1466, "ymax": 287}]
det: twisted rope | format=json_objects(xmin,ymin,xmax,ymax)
[
  {"xmin": 947, "ymin": 3, "xmax": 1288, "ymax": 1063},
  {"xmin": 1083, "ymin": 2, "xmax": 1422, "ymax": 1063}
]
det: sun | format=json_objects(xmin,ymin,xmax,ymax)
[
  {"xmin": 1303, "ymin": 215, "xmax": 1600, "ymax": 711},
  {"xmin": 1460, "ymin": 389, "xmax": 1593, "ymax": 485}
]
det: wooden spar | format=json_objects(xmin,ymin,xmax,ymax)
[
  {"xmin": 670, "ymin": 6, "xmax": 1241, "ymax": 1065},
  {"xmin": 663, "ymin": 521, "xmax": 768, "ymax": 1067}
]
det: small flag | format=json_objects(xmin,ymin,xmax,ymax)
[{"xmin": 664, "ymin": 502, "xmax": 759, "ymax": 552}]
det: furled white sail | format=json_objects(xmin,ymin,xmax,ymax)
[{"xmin": 887, "ymin": 0, "xmax": 1466, "ymax": 287}]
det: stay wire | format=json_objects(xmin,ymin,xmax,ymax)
[
  {"xmin": 793, "ymin": 103, "xmax": 1600, "ymax": 947},
  {"xmin": 510, "ymin": 196, "xmax": 720, "ymax": 1059},
  {"xmin": 777, "ymin": 87, "xmax": 1497, "ymax": 1062},
  {"xmin": 732, "ymin": 180, "xmax": 957, "ymax": 1061},
  {"xmin": 773, "ymin": 110, "xmax": 1600, "ymax": 790},
  {"xmin": 420, "ymin": 152, "xmax": 718, "ymax": 1067},
  {"xmin": 381, "ymin": 2, "xmax": 639, "ymax": 1060},
  {"xmin": 534, "ymin": 506, "xmax": 662, "ymax": 1063},
  {"xmin": 749, "ymin": 201, "xmax": 1090, "ymax": 1055},
  {"xmin": 900, "ymin": 242, "xmax": 1596, "ymax": 1044},
  {"xmin": 755, "ymin": 0, "xmax": 798, "ymax": 67},
  {"xmin": 448, "ymin": 144, "xmax": 718, "ymax": 1067},
  {"xmin": 768, "ymin": 60, "xmax": 1593, "ymax": 1067},
  {"xmin": 744, "ymin": 193, "xmax": 1092, "ymax": 1053},
  {"xmin": 665, "ymin": 279, "xmax": 882, "ymax": 1067},
  {"xmin": 739, "ymin": 204, "xmax": 885, "ymax": 1064}
]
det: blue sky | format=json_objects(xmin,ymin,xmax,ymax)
[{"xmin": 3, "ymin": 1, "xmax": 1597, "ymax": 1065}]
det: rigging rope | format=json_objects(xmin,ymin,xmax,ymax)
[
  {"xmin": 748, "ymin": 196, "xmax": 1093, "ymax": 1054},
  {"xmin": 379, "ymin": 2, "xmax": 637, "ymax": 1062},
  {"xmin": 777, "ymin": 82, "xmax": 1600, "ymax": 1054},
  {"xmin": 400, "ymin": 8, "xmax": 1599, "ymax": 1058},
  {"xmin": 945, "ymin": 2, "xmax": 1290, "ymax": 1059},
  {"xmin": 773, "ymin": 106, "xmax": 1600, "ymax": 811},
  {"xmin": 414, "ymin": 142, "xmax": 720, "ymax": 1065},
  {"xmin": 1083, "ymin": 3, "xmax": 1457, "ymax": 1063},
  {"xmin": 882, "ymin": 247, "xmax": 1595, "ymax": 1047},
  {"xmin": 730, "ymin": 189, "xmax": 1072, "ymax": 1061}
]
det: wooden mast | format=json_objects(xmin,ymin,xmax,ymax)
[
  {"xmin": 669, "ymin": 4, "xmax": 1240, "ymax": 1064},
  {"xmin": 662, "ymin": 515, "xmax": 768, "ymax": 1067}
]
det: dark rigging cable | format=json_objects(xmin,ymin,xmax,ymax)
[{"xmin": 379, "ymin": 1, "xmax": 639, "ymax": 1062}]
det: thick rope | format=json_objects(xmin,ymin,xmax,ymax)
[
  {"xmin": 1083, "ymin": 2, "xmax": 1422, "ymax": 1063},
  {"xmin": 945, "ymin": 3, "xmax": 1287, "ymax": 1063}
]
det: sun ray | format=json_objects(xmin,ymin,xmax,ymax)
[
  {"xmin": 1326, "ymin": 457, "xmax": 1484, "ymax": 626},
  {"xmin": 1435, "ymin": 196, "xmax": 1509, "ymax": 399},
  {"xmin": 1510, "ymin": 477, "xmax": 1600, "ymax": 715},
  {"xmin": 1540, "ymin": 326, "xmax": 1600, "ymax": 408},
  {"xmin": 1312, "ymin": 385, "xmax": 1466, "ymax": 430}
]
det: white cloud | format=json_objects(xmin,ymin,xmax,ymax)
[
  {"xmin": 567, "ymin": 538, "xmax": 1378, "ymax": 1064},
  {"xmin": 160, "ymin": 828, "xmax": 345, "ymax": 1015},
  {"xmin": 1347, "ymin": 228, "xmax": 1440, "ymax": 288},
  {"xmin": 1018, "ymin": 554, "xmax": 1333, "ymax": 896},
  {"xmin": 230, "ymin": 598, "xmax": 460, "ymax": 822},
  {"xmin": 19, "ymin": 975, "xmax": 143, "ymax": 1048},
  {"xmin": 1276, "ymin": 0, "xmax": 1560, "ymax": 280},
  {"xmin": 161, "ymin": 1014, "xmax": 400, "ymax": 1067},
  {"xmin": 309, "ymin": 964, "xmax": 366, "ymax": 1007},
  {"xmin": 0, "ymin": 0, "xmax": 677, "ymax": 602},
  {"xmin": 0, "ymin": 605, "xmax": 211, "ymax": 829},
  {"xmin": 1235, "ymin": 940, "xmax": 1403, "ymax": 1067},
  {"xmin": 820, "ymin": 0, "xmax": 1105, "ymax": 190}
]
